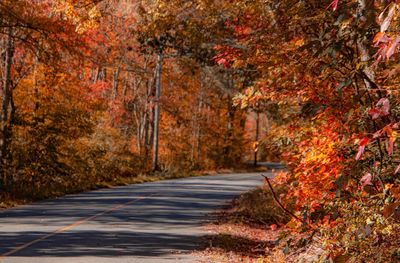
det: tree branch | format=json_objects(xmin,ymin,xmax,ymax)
[{"xmin": 262, "ymin": 174, "xmax": 312, "ymax": 228}]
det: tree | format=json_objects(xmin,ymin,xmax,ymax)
[
  {"xmin": 0, "ymin": 0, "xmax": 100, "ymax": 188},
  {"xmin": 226, "ymin": 0, "xmax": 400, "ymax": 260}
]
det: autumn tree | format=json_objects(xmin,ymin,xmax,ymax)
[{"xmin": 222, "ymin": 0, "xmax": 400, "ymax": 260}]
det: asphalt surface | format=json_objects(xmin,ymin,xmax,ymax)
[{"xmin": 0, "ymin": 172, "xmax": 265, "ymax": 262}]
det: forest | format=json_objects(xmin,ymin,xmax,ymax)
[{"xmin": 1, "ymin": 0, "xmax": 400, "ymax": 262}]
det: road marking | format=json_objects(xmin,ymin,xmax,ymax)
[{"xmin": 0, "ymin": 193, "xmax": 157, "ymax": 260}]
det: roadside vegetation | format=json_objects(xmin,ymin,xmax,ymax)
[
  {"xmin": 214, "ymin": 0, "xmax": 400, "ymax": 261},
  {"xmin": 197, "ymin": 184, "xmax": 290, "ymax": 262}
]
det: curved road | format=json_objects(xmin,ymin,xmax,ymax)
[{"xmin": 0, "ymin": 173, "xmax": 265, "ymax": 262}]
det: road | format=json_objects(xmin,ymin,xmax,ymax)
[{"xmin": 0, "ymin": 172, "xmax": 265, "ymax": 263}]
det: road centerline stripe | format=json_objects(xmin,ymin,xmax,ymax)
[{"xmin": 0, "ymin": 193, "xmax": 158, "ymax": 260}]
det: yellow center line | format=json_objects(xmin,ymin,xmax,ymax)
[{"xmin": 0, "ymin": 193, "xmax": 158, "ymax": 260}]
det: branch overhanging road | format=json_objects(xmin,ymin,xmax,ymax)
[{"xmin": 0, "ymin": 172, "xmax": 268, "ymax": 263}]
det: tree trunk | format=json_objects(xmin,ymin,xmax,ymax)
[
  {"xmin": 0, "ymin": 27, "xmax": 15, "ymax": 187},
  {"xmin": 196, "ymin": 71, "xmax": 204, "ymax": 165},
  {"xmin": 33, "ymin": 49, "xmax": 40, "ymax": 113},
  {"xmin": 152, "ymin": 52, "xmax": 163, "ymax": 171},
  {"xmin": 145, "ymin": 78, "xmax": 154, "ymax": 160},
  {"xmin": 112, "ymin": 66, "xmax": 120, "ymax": 100},
  {"xmin": 253, "ymin": 112, "xmax": 260, "ymax": 166},
  {"xmin": 356, "ymin": 0, "xmax": 376, "ymax": 90},
  {"xmin": 191, "ymin": 70, "xmax": 204, "ymax": 166},
  {"xmin": 224, "ymin": 97, "xmax": 235, "ymax": 160},
  {"xmin": 94, "ymin": 66, "xmax": 101, "ymax": 82},
  {"xmin": 223, "ymin": 71, "xmax": 235, "ymax": 164}
]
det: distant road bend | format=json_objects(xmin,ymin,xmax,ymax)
[{"xmin": 0, "ymin": 172, "xmax": 266, "ymax": 263}]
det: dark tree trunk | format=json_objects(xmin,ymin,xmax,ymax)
[
  {"xmin": 112, "ymin": 67, "xmax": 120, "ymax": 100},
  {"xmin": 223, "ymin": 72, "xmax": 235, "ymax": 164},
  {"xmin": 152, "ymin": 52, "xmax": 163, "ymax": 171},
  {"xmin": 0, "ymin": 27, "xmax": 15, "ymax": 187}
]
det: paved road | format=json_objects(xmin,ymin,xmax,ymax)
[
  {"xmin": 248, "ymin": 161, "xmax": 286, "ymax": 170},
  {"xmin": 0, "ymin": 173, "xmax": 265, "ymax": 262}
]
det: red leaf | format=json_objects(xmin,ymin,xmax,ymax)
[
  {"xmin": 380, "ymin": 4, "xmax": 396, "ymax": 32},
  {"xmin": 374, "ymin": 43, "xmax": 388, "ymax": 65},
  {"xmin": 331, "ymin": 0, "xmax": 339, "ymax": 11},
  {"xmin": 394, "ymin": 164, "xmax": 400, "ymax": 174},
  {"xmin": 386, "ymin": 37, "xmax": 400, "ymax": 59},
  {"xmin": 359, "ymin": 137, "xmax": 370, "ymax": 146},
  {"xmin": 356, "ymin": 138, "xmax": 369, "ymax": 160},
  {"xmin": 360, "ymin": 173, "xmax": 373, "ymax": 186},
  {"xmin": 368, "ymin": 108, "xmax": 382, "ymax": 119},
  {"xmin": 327, "ymin": 0, "xmax": 339, "ymax": 10},
  {"xmin": 387, "ymin": 139, "xmax": 394, "ymax": 155},
  {"xmin": 216, "ymin": 58, "xmax": 227, "ymax": 65},
  {"xmin": 356, "ymin": 145, "xmax": 365, "ymax": 160},
  {"xmin": 373, "ymin": 129, "xmax": 383, "ymax": 139},
  {"xmin": 368, "ymin": 98, "xmax": 390, "ymax": 119},
  {"xmin": 377, "ymin": 98, "xmax": 390, "ymax": 115},
  {"xmin": 270, "ymin": 224, "xmax": 278, "ymax": 231}
]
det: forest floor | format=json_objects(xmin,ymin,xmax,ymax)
[
  {"xmin": 195, "ymin": 188, "xmax": 285, "ymax": 263},
  {"xmin": 195, "ymin": 186, "xmax": 324, "ymax": 263},
  {"xmin": 196, "ymin": 211, "xmax": 282, "ymax": 262},
  {"xmin": 0, "ymin": 164, "xmax": 270, "ymax": 209}
]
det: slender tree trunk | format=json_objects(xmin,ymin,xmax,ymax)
[
  {"xmin": 94, "ymin": 66, "xmax": 101, "ymax": 82},
  {"xmin": 101, "ymin": 68, "xmax": 107, "ymax": 80},
  {"xmin": 0, "ymin": 27, "xmax": 15, "ymax": 187},
  {"xmin": 90, "ymin": 67, "xmax": 96, "ymax": 82},
  {"xmin": 112, "ymin": 66, "xmax": 120, "ymax": 100},
  {"xmin": 254, "ymin": 112, "xmax": 260, "ymax": 166},
  {"xmin": 122, "ymin": 79, "xmax": 128, "ymax": 97},
  {"xmin": 223, "ymin": 72, "xmax": 235, "ymax": 164},
  {"xmin": 357, "ymin": 0, "xmax": 376, "ymax": 90},
  {"xmin": 33, "ymin": 50, "xmax": 39, "ymax": 112},
  {"xmin": 144, "ymin": 113, "xmax": 150, "ymax": 159},
  {"xmin": 146, "ymin": 78, "xmax": 154, "ymax": 161},
  {"xmin": 195, "ymin": 71, "xmax": 204, "ymax": 165},
  {"xmin": 152, "ymin": 52, "xmax": 163, "ymax": 171},
  {"xmin": 224, "ymin": 98, "xmax": 235, "ymax": 160},
  {"xmin": 191, "ymin": 71, "xmax": 204, "ymax": 165},
  {"xmin": 139, "ymin": 112, "xmax": 148, "ymax": 154}
]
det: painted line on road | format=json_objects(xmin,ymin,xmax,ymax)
[{"xmin": 0, "ymin": 193, "xmax": 158, "ymax": 260}]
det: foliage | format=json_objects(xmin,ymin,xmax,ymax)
[
  {"xmin": 223, "ymin": 0, "xmax": 400, "ymax": 261},
  {"xmin": 0, "ymin": 0, "xmax": 250, "ymax": 204}
]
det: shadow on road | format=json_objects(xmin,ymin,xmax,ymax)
[{"xmin": 0, "ymin": 230, "xmax": 199, "ymax": 257}]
